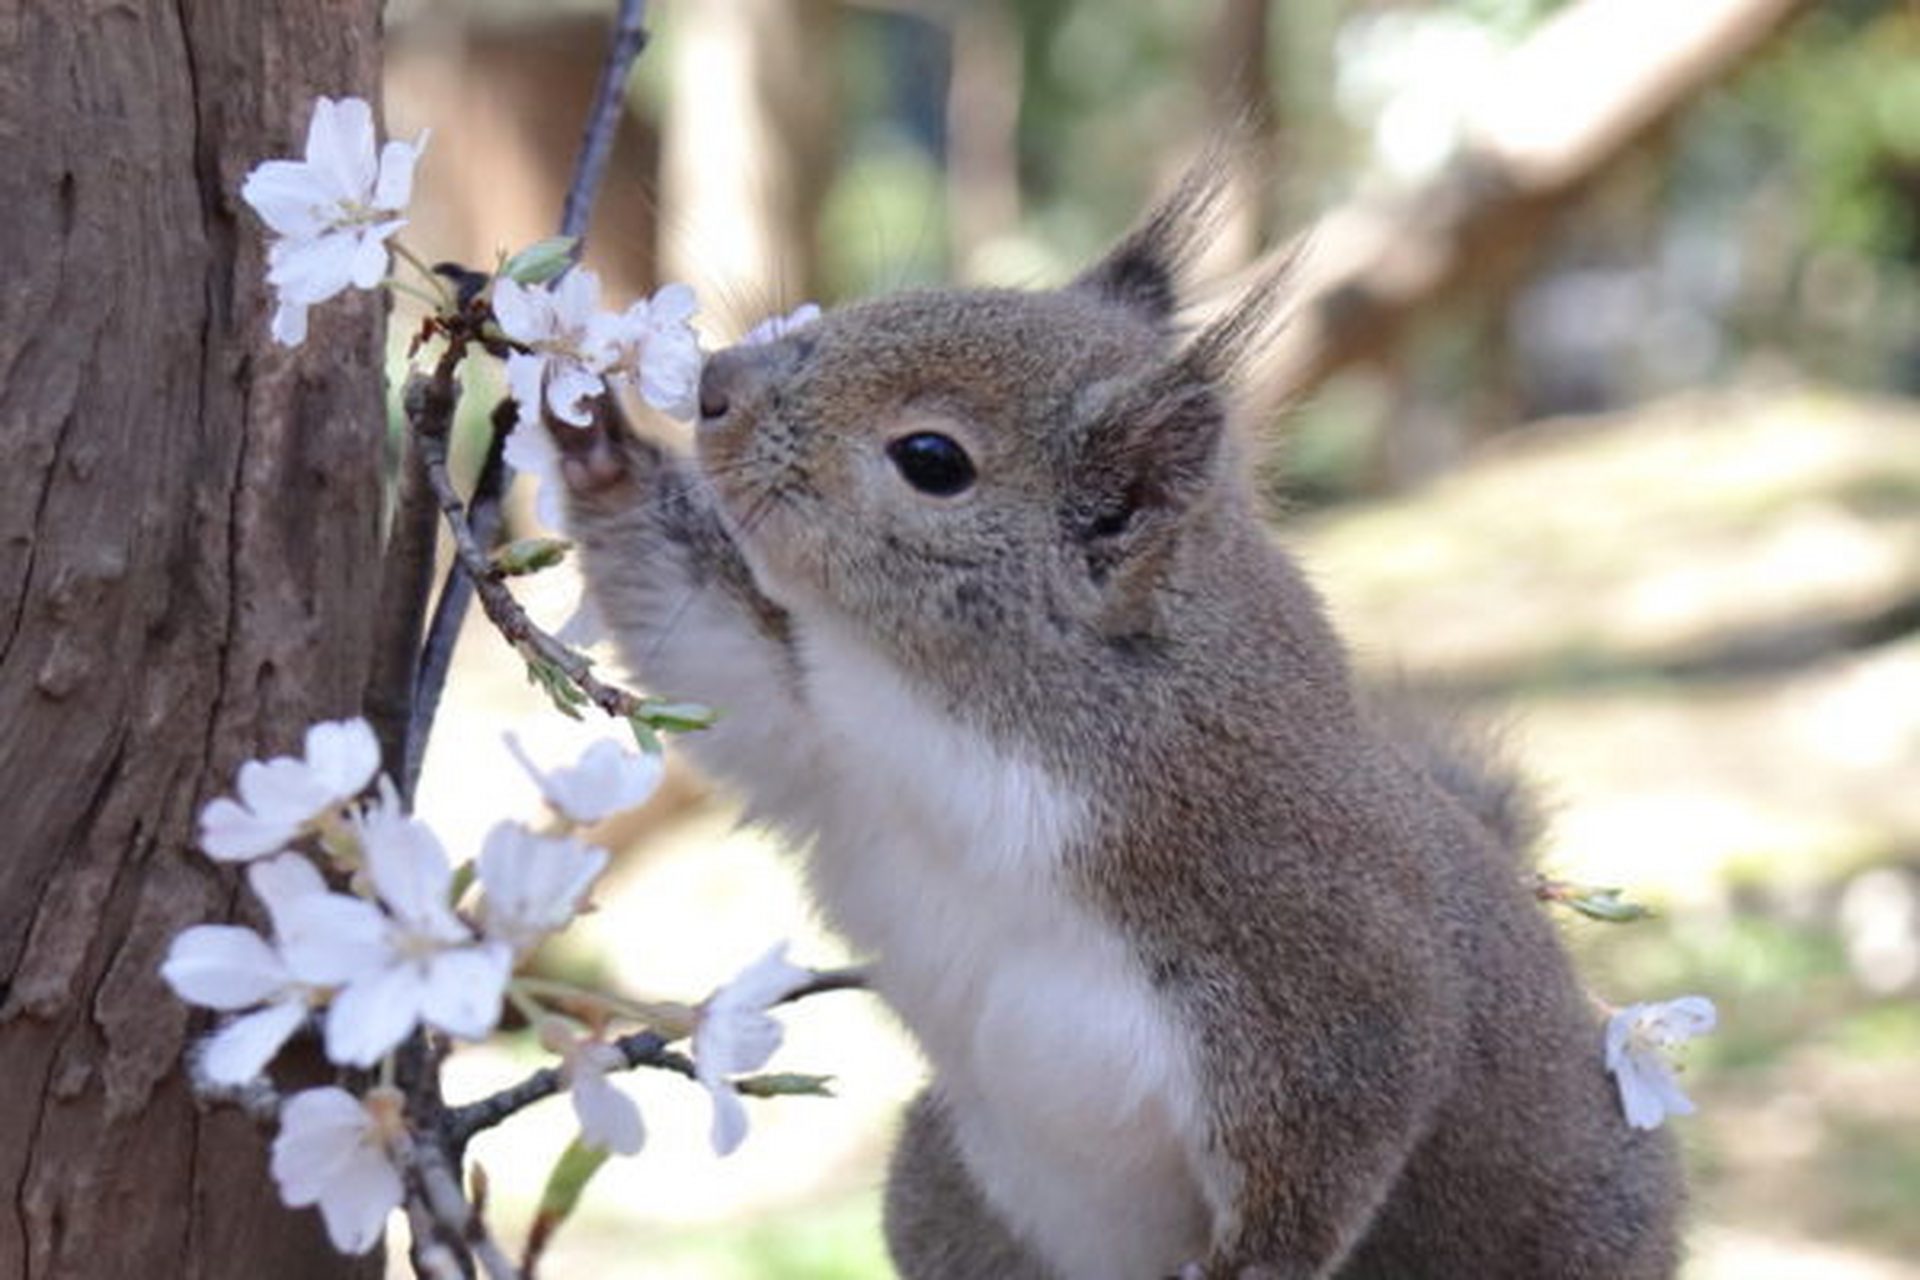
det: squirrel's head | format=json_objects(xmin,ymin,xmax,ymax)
[{"xmin": 693, "ymin": 167, "xmax": 1286, "ymax": 668}]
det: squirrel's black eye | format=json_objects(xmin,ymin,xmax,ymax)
[{"xmin": 887, "ymin": 432, "xmax": 976, "ymax": 497}]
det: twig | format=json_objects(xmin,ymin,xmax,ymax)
[
  {"xmin": 443, "ymin": 969, "xmax": 866, "ymax": 1148},
  {"xmin": 403, "ymin": 0, "xmax": 653, "ymax": 776},
  {"xmin": 412, "ymin": 399, "xmax": 649, "ymax": 726},
  {"xmin": 403, "ymin": 1129, "xmax": 524, "ymax": 1280},
  {"xmin": 778, "ymin": 965, "xmax": 869, "ymax": 1005},
  {"xmin": 561, "ymin": 0, "xmax": 652, "ymax": 245},
  {"xmin": 445, "ymin": 1029, "xmax": 690, "ymax": 1150},
  {"xmin": 404, "ymin": 396, "xmax": 513, "ymax": 800},
  {"xmin": 368, "ymin": 346, "xmax": 463, "ymax": 796}
]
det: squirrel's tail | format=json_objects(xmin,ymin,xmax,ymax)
[{"xmin": 1369, "ymin": 691, "xmax": 1541, "ymax": 863}]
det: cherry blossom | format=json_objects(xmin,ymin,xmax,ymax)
[
  {"xmin": 241, "ymin": 96, "xmax": 427, "ymax": 346},
  {"xmin": 474, "ymin": 820, "xmax": 609, "ymax": 955},
  {"xmin": 740, "ymin": 301, "xmax": 821, "ymax": 347},
  {"xmin": 270, "ymin": 1086, "xmax": 406, "ymax": 1254},
  {"xmin": 503, "ymin": 413, "xmax": 567, "ymax": 530},
  {"xmin": 494, "ymin": 269, "xmax": 621, "ymax": 428},
  {"xmin": 541, "ymin": 1026, "xmax": 645, "ymax": 1156},
  {"xmin": 504, "ymin": 734, "xmax": 664, "ymax": 826},
  {"xmin": 197, "ymin": 717, "xmax": 380, "ymax": 861},
  {"xmin": 1605, "ymin": 995, "xmax": 1717, "ymax": 1130},
  {"xmin": 692, "ymin": 942, "xmax": 811, "ymax": 1156},
  {"xmin": 159, "ymin": 854, "xmax": 331, "ymax": 1084},
  {"xmin": 607, "ymin": 282, "xmax": 704, "ymax": 420},
  {"xmin": 279, "ymin": 791, "xmax": 510, "ymax": 1065}
]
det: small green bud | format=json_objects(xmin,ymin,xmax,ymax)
[
  {"xmin": 733, "ymin": 1072, "xmax": 836, "ymax": 1099},
  {"xmin": 637, "ymin": 698, "xmax": 719, "ymax": 733},
  {"xmin": 490, "ymin": 536, "xmax": 573, "ymax": 578},
  {"xmin": 500, "ymin": 236, "xmax": 580, "ymax": 286}
]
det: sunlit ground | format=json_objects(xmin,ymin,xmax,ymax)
[{"xmin": 403, "ymin": 381, "xmax": 1920, "ymax": 1277}]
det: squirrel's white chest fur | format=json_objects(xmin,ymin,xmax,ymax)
[{"xmin": 755, "ymin": 616, "xmax": 1212, "ymax": 1278}]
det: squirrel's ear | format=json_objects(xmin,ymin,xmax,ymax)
[
  {"xmin": 1064, "ymin": 367, "xmax": 1225, "ymax": 581},
  {"xmin": 1070, "ymin": 161, "xmax": 1231, "ymax": 324}
]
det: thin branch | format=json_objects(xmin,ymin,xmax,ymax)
[
  {"xmin": 403, "ymin": 1129, "xmax": 524, "ymax": 1280},
  {"xmin": 405, "ymin": 396, "xmax": 513, "ymax": 800},
  {"xmin": 412, "ymin": 391, "xmax": 650, "ymax": 726},
  {"xmin": 445, "ymin": 1029, "xmax": 690, "ymax": 1150},
  {"xmin": 443, "ymin": 970, "xmax": 867, "ymax": 1148},
  {"xmin": 778, "ymin": 965, "xmax": 869, "ymax": 1006},
  {"xmin": 561, "ymin": 0, "xmax": 651, "ymax": 245},
  {"xmin": 368, "ymin": 345, "xmax": 462, "ymax": 793},
  {"xmin": 403, "ymin": 0, "xmax": 654, "ymax": 780}
]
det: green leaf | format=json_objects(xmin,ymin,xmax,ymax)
[
  {"xmin": 1563, "ymin": 887, "xmax": 1654, "ymax": 924},
  {"xmin": 626, "ymin": 714, "xmax": 663, "ymax": 754},
  {"xmin": 524, "ymin": 656, "xmax": 588, "ymax": 720},
  {"xmin": 636, "ymin": 698, "xmax": 719, "ymax": 733},
  {"xmin": 733, "ymin": 1072, "xmax": 836, "ymax": 1099},
  {"xmin": 523, "ymin": 1137, "xmax": 612, "ymax": 1271},
  {"xmin": 490, "ymin": 536, "xmax": 573, "ymax": 577},
  {"xmin": 500, "ymin": 236, "xmax": 579, "ymax": 286}
]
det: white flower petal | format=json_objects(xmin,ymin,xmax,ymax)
[
  {"xmin": 550, "ymin": 266, "xmax": 602, "ymax": 328},
  {"xmin": 713, "ymin": 942, "xmax": 811, "ymax": 1016},
  {"xmin": 198, "ymin": 795, "xmax": 298, "ymax": 862},
  {"xmin": 491, "ymin": 278, "xmax": 550, "ymax": 345},
  {"xmin": 303, "ymin": 718, "xmax": 380, "ymax": 800},
  {"xmin": 357, "ymin": 801, "xmax": 464, "ymax": 941},
  {"xmin": 271, "ymin": 1086, "xmax": 402, "ymax": 1256},
  {"xmin": 271, "ymin": 299, "xmax": 310, "ymax": 348},
  {"xmin": 372, "ymin": 132, "xmax": 428, "ymax": 212},
  {"xmin": 740, "ymin": 301, "xmax": 819, "ymax": 347},
  {"xmin": 314, "ymin": 1148, "xmax": 403, "ymax": 1255},
  {"xmin": 477, "ymin": 820, "xmax": 609, "ymax": 951},
  {"xmin": 248, "ymin": 852, "xmax": 330, "ymax": 936},
  {"xmin": 650, "ymin": 282, "xmax": 700, "ymax": 326},
  {"xmin": 236, "ymin": 757, "xmax": 337, "ymax": 828},
  {"xmin": 304, "ymin": 97, "xmax": 378, "ymax": 203},
  {"xmin": 202, "ymin": 1000, "xmax": 308, "ymax": 1085},
  {"xmin": 161, "ymin": 925, "xmax": 290, "ymax": 1010},
  {"xmin": 1604, "ymin": 996, "xmax": 1717, "ymax": 1131},
  {"xmin": 418, "ymin": 944, "xmax": 511, "ymax": 1041},
  {"xmin": 347, "ymin": 230, "xmax": 391, "ymax": 291},
  {"xmin": 503, "ymin": 418, "xmax": 565, "ymax": 531},
  {"xmin": 544, "ymin": 362, "xmax": 605, "ymax": 428},
  {"xmin": 707, "ymin": 1081, "xmax": 750, "ymax": 1157},
  {"xmin": 570, "ymin": 1046, "xmax": 645, "ymax": 1156},
  {"xmin": 638, "ymin": 330, "xmax": 703, "ymax": 420},
  {"xmin": 277, "ymin": 892, "xmax": 393, "ymax": 986},
  {"xmin": 272, "ymin": 1087, "xmax": 373, "ymax": 1204},
  {"xmin": 267, "ymin": 230, "xmax": 361, "ymax": 305},
  {"xmin": 504, "ymin": 351, "xmax": 550, "ymax": 432},
  {"xmin": 505, "ymin": 738, "xmax": 662, "ymax": 826},
  {"xmin": 242, "ymin": 160, "xmax": 330, "ymax": 239},
  {"xmin": 325, "ymin": 963, "xmax": 427, "ymax": 1066}
]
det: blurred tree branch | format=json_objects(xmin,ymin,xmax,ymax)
[{"xmin": 1253, "ymin": 0, "xmax": 1817, "ymax": 406}]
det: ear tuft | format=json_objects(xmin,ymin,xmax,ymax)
[
  {"xmin": 1070, "ymin": 158, "xmax": 1235, "ymax": 324},
  {"xmin": 1180, "ymin": 239, "xmax": 1300, "ymax": 391}
]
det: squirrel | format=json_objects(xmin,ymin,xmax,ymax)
[{"xmin": 551, "ymin": 168, "xmax": 1682, "ymax": 1279}]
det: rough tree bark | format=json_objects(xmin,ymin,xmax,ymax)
[{"xmin": 0, "ymin": 4, "xmax": 386, "ymax": 1277}]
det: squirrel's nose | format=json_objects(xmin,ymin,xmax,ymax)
[
  {"xmin": 698, "ymin": 358, "xmax": 733, "ymax": 421},
  {"xmin": 698, "ymin": 342, "xmax": 800, "ymax": 428}
]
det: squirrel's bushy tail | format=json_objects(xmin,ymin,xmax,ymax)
[{"xmin": 1369, "ymin": 691, "xmax": 1541, "ymax": 863}]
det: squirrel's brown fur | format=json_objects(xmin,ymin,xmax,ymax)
[{"xmin": 559, "ymin": 169, "xmax": 1680, "ymax": 1278}]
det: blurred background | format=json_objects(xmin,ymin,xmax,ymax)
[{"xmin": 383, "ymin": 0, "xmax": 1920, "ymax": 1275}]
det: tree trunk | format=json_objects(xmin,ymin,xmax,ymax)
[{"xmin": 0, "ymin": 4, "xmax": 386, "ymax": 1277}]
